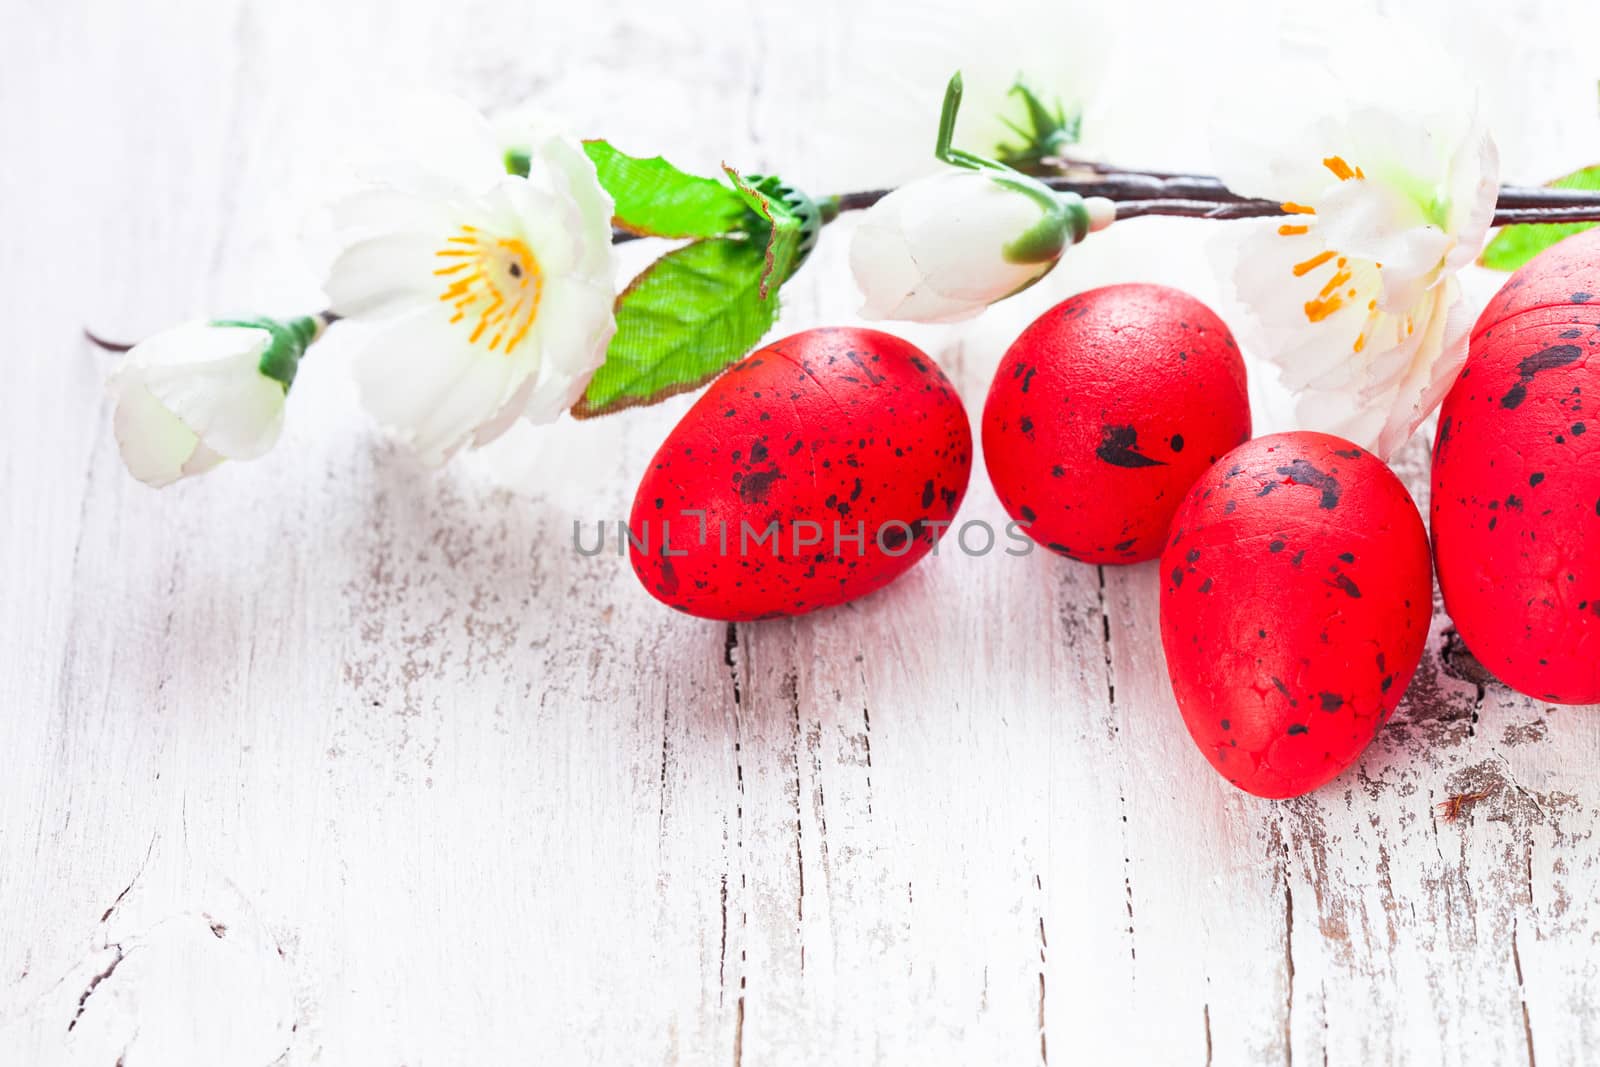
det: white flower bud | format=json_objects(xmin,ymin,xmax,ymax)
[
  {"xmin": 849, "ymin": 170, "xmax": 1099, "ymax": 324},
  {"xmin": 107, "ymin": 318, "xmax": 316, "ymax": 487}
]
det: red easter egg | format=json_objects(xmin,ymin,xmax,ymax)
[
  {"xmin": 629, "ymin": 327, "xmax": 972, "ymax": 621},
  {"xmin": 1160, "ymin": 432, "xmax": 1433, "ymax": 799},
  {"xmin": 1432, "ymin": 228, "xmax": 1600, "ymax": 704},
  {"xmin": 1474, "ymin": 226, "xmax": 1599, "ymax": 325},
  {"xmin": 982, "ymin": 283, "xmax": 1251, "ymax": 563}
]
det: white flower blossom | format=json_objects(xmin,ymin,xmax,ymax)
[
  {"xmin": 1215, "ymin": 22, "xmax": 1499, "ymax": 458},
  {"xmin": 107, "ymin": 318, "xmax": 317, "ymax": 487},
  {"xmin": 322, "ymin": 97, "xmax": 617, "ymax": 466}
]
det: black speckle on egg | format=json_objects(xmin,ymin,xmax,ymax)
[
  {"xmin": 1331, "ymin": 574, "xmax": 1362, "ymax": 598},
  {"xmin": 1276, "ymin": 459, "xmax": 1341, "ymax": 508},
  {"xmin": 1097, "ymin": 424, "xmax": 1167, "ymax": 468}
]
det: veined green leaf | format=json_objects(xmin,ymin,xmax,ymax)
[
  {"xmin": 572, "ymin": 238, "xmax": 783, "ymax": 417},
  {"xmin": 572, "ymin": 163, "xmax": 815, "ymax": 417},
  {"xmin": 583, "ymin": 140, "xmax": 748, "ymax": 239},
  {"xmin": 1481, "ymin": 164, "xmax": 1600, "ymax": 271}
]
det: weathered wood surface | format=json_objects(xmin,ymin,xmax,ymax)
[{"xmin": 3, "ymin": 0, "xmax": 1599, "ymax": 1063}]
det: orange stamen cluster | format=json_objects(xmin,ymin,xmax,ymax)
[
  {"xmin": 1276, "ymin": 155, "xmax": 1383, "ymax": 345},
  {"xmin": 433, "ymin": 224, "xmax": 543, "ymax": 354}
]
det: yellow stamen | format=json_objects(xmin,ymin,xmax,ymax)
[
  {"xmin": 1293, "ymin": 250, "xmax": 1336, "ymax": 277},
  {"xmin": 1304, "ymin": 295, "xmax": 1345, "ymax": 322},
  {"xmin": 1320, "ymin": 270, "xmax": 1352, "ymax": 299},
  {"xmin": 1282, "ymin": 202, "xmax": 1317, "ymax": 215},
  {"xmin": 1323, "ymin": 156, "xmax": 1364, "ymax": 181},
  {"xmin": 431, "ymin": 227, "xmax": 543, "ymax": 355},
  {"xmin": 1278, "ymin": 224, "xmax": 1309, "ymax": 236}
]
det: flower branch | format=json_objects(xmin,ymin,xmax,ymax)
[
  {"xmin": 98, "ymin": 70, "xmax": 1600, "ymax": 487},
  {"xmin": 815, "ymin": 173, "xmax": 1600, "ymax": 227}
]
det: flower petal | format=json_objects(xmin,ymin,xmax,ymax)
[
  {"xmin": 111, "ymin": 384, "xmax": 204, "ymax": 488},
  {"xmin": 1315, "ymin": 181, "xmax": 1450, "ymax": 310},
  {"xmin": 137, "ymin": 355, "xmax": 285, "ymax": 460},
  {"xmin": 850, "ymin": 211, "xmax": 936, "ymax": 320},
  {"xmin": 180, "ymin": 441, "xmax": 227, "ymax": 480},
  {"xmin": 351, "ymin": 308, "xmax": 525, "ymax": 467},
  {"xmin": 324, "ymin": 230, "xmax": 445, "ymax": 319},
  {"xmin": 108, "ymin": 323, "xmax": 285, "ymax": 463},
  {"xmin": 1374, "ymin": 282, "xmax": 1472, "ymax": 458},
  {"xmin": 531, "ymin": 134, "xmax": 617, "ymax": 280},
  {"xmin": 902, "ymin": 174, "xmax": 1045, "ymax": 301},
  {"xmin": 850, "ymin": 170, "xmax": 1054, "ymax": 323},
  {"xmin": 1442, "ymin": 121, "xmax": 1500, "ymax": 273},
  {"xmin": 519, "ymin": 275, "xmax": 616, "ymax": 424}
]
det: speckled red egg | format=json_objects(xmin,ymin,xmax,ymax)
[
  {"xmin": 1159, "ymin": 432, "xmax": 1433, "ymax": 798},
  {"xmin": 629, "ymin": 327, "xmax": 972, "ymax": 621},
  {"xmin": 1432, "ymin": 228, "xmax": 1600, "ymax": 704},
  {"xmin": 982, "ymin": 283, "xmax": 1251, "ymax": 564}
]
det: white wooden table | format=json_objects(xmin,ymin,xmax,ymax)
[{"xmin": 6, "ymin": 1, "xmax": 1600, "ymax": 1063}]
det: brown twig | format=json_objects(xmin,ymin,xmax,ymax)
[
  {"xmin": 821, "ymin": 170, "xmax": 1600, "ymax": 226},
  {"xmin": 83, "ymin": 328, "xmax": 136, "ymax": 353}
]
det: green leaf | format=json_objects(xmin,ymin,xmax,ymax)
[
  {"xmin": 1481, "ymin": 164, "xmax": 1600, "ymax": 271},
  {"xmin": 722, "ymin": 166, "xmax": 804, "ymax": 298},
  {"xmin": 995, "ymin": 79, "xmax": 1082, "ymax": 169},
  {"xmin": 570, "ymin": 162, "xmax": 816, "ymax": 417},
  {"xmin": 572, "ymin": 238, "xmax": 783, "ymax": 417},
  {"xmin": 583, "ymin": 140, "xmax": 749, "ymax": 239}
]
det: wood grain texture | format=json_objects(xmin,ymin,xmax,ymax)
[{"xmin": 3, "ymin": 0, "xmax": 1599, "ymax": 1063}]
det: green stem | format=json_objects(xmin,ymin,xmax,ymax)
[{"xmin": 934, "ymin": 72, "xmax": 966, "ymax": 167}]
